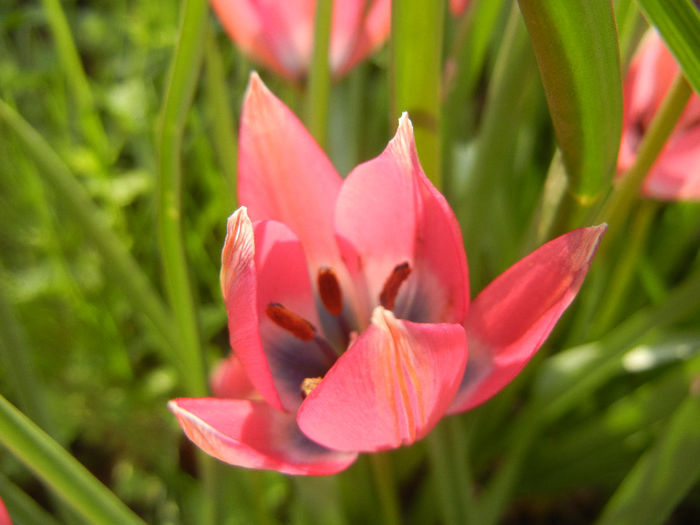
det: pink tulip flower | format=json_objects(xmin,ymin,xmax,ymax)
[
  {"xmin": 618, "ymin": 30, "xmax": 700, "ymax": 200},
  {"xmin": 450, "ymin": 0, "xmax": 470, "ymax": 16},
  {"xmin": 0, "ymin": 498, "xmax": 11, "ymax": 525},
  {"xmin": 169, "ymin": 73, "xmax": 605, "ymax": 475},
  {"xmin": 210, "ymin": 0, "xmax": 391, "ymax": 80}
]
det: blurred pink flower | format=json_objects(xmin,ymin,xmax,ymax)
[
  {"xmin": 618, "ymin": 30, "xmax": 700, "ymax": 200},
  {"xmin": 210, "ymin": 0, "xmax": 391, "ymax": 80},
  {"xmin": 450, "ymin": 0, "xmax": 470, "ymax": 16},
  {"xmin": 0, "ymin": 497, "xmax": 11, "ymax": 525},
  {"xmin": 169, "ymin": 73, "xmax": 605, "ymax": 475}
]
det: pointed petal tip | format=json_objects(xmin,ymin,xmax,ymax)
[{"xmin": 244, "ymin": 71, "xmax": 273, "ymax": 109}]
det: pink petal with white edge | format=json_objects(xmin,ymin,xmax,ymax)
[
  {"xmin": 297, "ymin": 307, "xmax": 467, "ymax": 452},
  {"xmin": 221, "ymin": 208, "xmax": 334, "ymax": 413},
  {"xmin": 211, "ymin": 354, "xmax": 257, "ymax": 400},
  {"xmin": 238, "ymin": 73, "xmax": 343, "ymax": 269},
  {"xmin": 335, "ymin": 114, "xmax": 468, "ymax": 324},
  {"xmin": 449, "ymin": 225, "xmax": 606, "ymax": 414},
  {"xmin": 169, "ymin": 398, "xmax": 357, "ymax": 476}
]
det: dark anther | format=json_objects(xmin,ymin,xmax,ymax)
[
  {"xmin": 265, "ymin": 303, "xmax": 316, "ymax": 341},
  {"xmin": 317, "ymin": 267, "xmax": 343, "ymax": 315},
  {"xmin": 379, "ymin": 262, "xmax": 412, "ymax": 311}
]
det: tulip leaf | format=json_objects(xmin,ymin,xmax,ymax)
[
  {"xmin": 517, "ymin": 0, "xmax": 622, "ymax": 202},
  {"xmin": 596, "ymin": 393, "xmax": 700, "ymax": 525},
  {"xmin": 391, "ymin": 0, "xmax": 444, "ymax": 188},
  {"xmin": 636, "ymin": 0, "xmax": 700, "ymax": 94}
]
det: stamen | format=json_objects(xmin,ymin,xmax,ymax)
[
  {"xmin": 317, "ymin": 267, "xmax": 343, "ymax": 315},
  {"xmin": 300, "ymin": 377, "xmax": 323, "ymax": 398},
  {"xmin": 265, "ymin": 303, "xmax": 316, "ymax": 341},
  {"xmin": 379, "ymin": 262, "xmax": 412, "ymax": 311}
]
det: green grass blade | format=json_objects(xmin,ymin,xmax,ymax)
[
  {"xmin": 0, "ymin": 395, "xmax": 145, "ymax": 525},
  {"xmin": 156, "ymin": 0, "xmax": 209, "ymax": 398},
  {"xmin": 305, "ymin": 0, "xmax": 333, "ymax": 148},
  {"xmin": 596, "ymin": 391, "xmax": 700, "ymax": 525},
  {"xmin": 0, "ymin": 474, "xmax": 62, "ymax": 525},
  {"xmin": 518, "ymin": 0, "xmax": 622, "ymax": 202},
  {"xmin": 40, "ymin": 0, "xmax": 110, "ymax": 161},
  {"xmin": 391, "ymin": 0, "xmax": 444, "ymax": 188},
  {"xmin": 637, "ymin": 0, "xmax": 700, "ymax": 94}
]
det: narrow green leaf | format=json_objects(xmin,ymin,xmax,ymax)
[
  {"xmin": 0, "ymin": 474, "xmax": 62, "ymax": 525},
  {"xmin": 156, "ymin": 0, "xmax": 209, "ymax": 398},
  {"xmin": 637, "ymin": 0, "xmax": 700, "ymax": 94},
  {"xmin": 0, "ymin": 395, "xmax": 145, "ymax": 525},
  {"xmin": 391, "ymin": 0, "xmax": 444, "ymax": 188},
  {"xmin": 305, "ymin": 0, "xmax": 333, "ymax": 148},
  {"xmin": 518, "ymin": 0, "xmax": 622, "ymax": 201},
  {"xmin": 597, "ymin": 391, "xmax": 700, "ymax": 525}
]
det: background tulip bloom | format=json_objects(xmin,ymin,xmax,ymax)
[
  {"xmin": 0, "ymin": 498, "xmax": 11, "ymax": 525},
  {"xmin": 450, "ymin": 0, "xmax": 470, "ymax": 16},
  {"xmin": 210, "ymin": 0, "xmax": 391, "ymax": 80},
  {"xmin": 169, "ymin": 73, "xmax": 605, "ymax": 475},
  {"xmin": 618, "ymin": 30, "xmax": 700, "ymax": 200}
]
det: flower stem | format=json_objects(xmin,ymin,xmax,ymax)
[
  {"xmin": 0, "ymin": 394, "xmax": 145, "ymax": 525},
  {"xmin": 156, "ymin": 0, "xmax": 209, "ymax": 398},
  {"xmin": 305, "ymin": 0, "xmax": 334, "ymax": 149},
  {"xmin": 368, "ymin": 453, "xmax": 401, "ymax": 525},
  {"xmin": 592, "ymin": 200, "xmax": 659, "ymax": 337},
  {"xmin": 594, "ymin": 72, "xmax": 691, "ymax": 244}
]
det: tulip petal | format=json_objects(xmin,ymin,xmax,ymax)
[
  {"xmin": 239, "ymin": 73, "xmax": 343, "ymax": 269},
  {"xmin": 169, "ymin": 398, "xmax": 357, "ymax": 476},
  {"xmin": 222, "ymin": 208, "xmax": 335, "ymax": 413},
  {"xmin": 335, "ymin": 114, "xmax": 469, "ymax": 324},
  {"xmin": 643, "ymin": 124, "xmax": 700, "ymax": 200},
  {"xmin": 449, "ymin": 0, "xmax": 470, "ymax": 16},
  {"xmin": 336, "ymin": 0, "xmax": 392, "ymax": 75},
  {"xmin": 297, "ymin": 307, "xmax": 467, "ymax": 452},
  {"xmin": 211, "ymin": 354, "xmax": 257, "ymax": 400},
  {"xmin": 449, "ymin": 225, "xmax": 606, "ymax": 413}
]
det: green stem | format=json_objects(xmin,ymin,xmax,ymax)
[
  {"xmin": 592, "ymin": 201, "xmax": 659, "ymax": 337},
  {"xmin": 368, "ymin": 453, "xmax": 401, "ymax": 525},
  {"xmin": 204, "ymin": 28, "xmax": 238, "ymax": 210},
  {"xmin": 157, "ymin": 0, "xmax": 209, "ymax": 398},
  {"xmin": 0, "ymin": 100, "xmax": 179, "ymax": 362},
  {"xmin": 594, "ymin": 72, "xmax": 692, "ymax": 243},
  {"xmin": 305, "ymin": 0, "xmax": 334, "ymax": 148},
  {"xmin": 40, "ymin": 0, "xmax": 110, "ymax": 161},
  {"xmin": 477, "ymin": 411, "xmax": 540, "ymax": 525},
  {"xmin": 0, "ymin": 395, "xmax": 145, "ymax": 525},
  {"xmin": 157, "ymin": 3, "xmax": 221, "ymax": 524},
  {"xmin": 426, "ymin": 420, "xmax": 477, "ymax": 525},
  {"xmin": 460, "ymin": 4, "xmax": 535, "ymax": 287}
]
